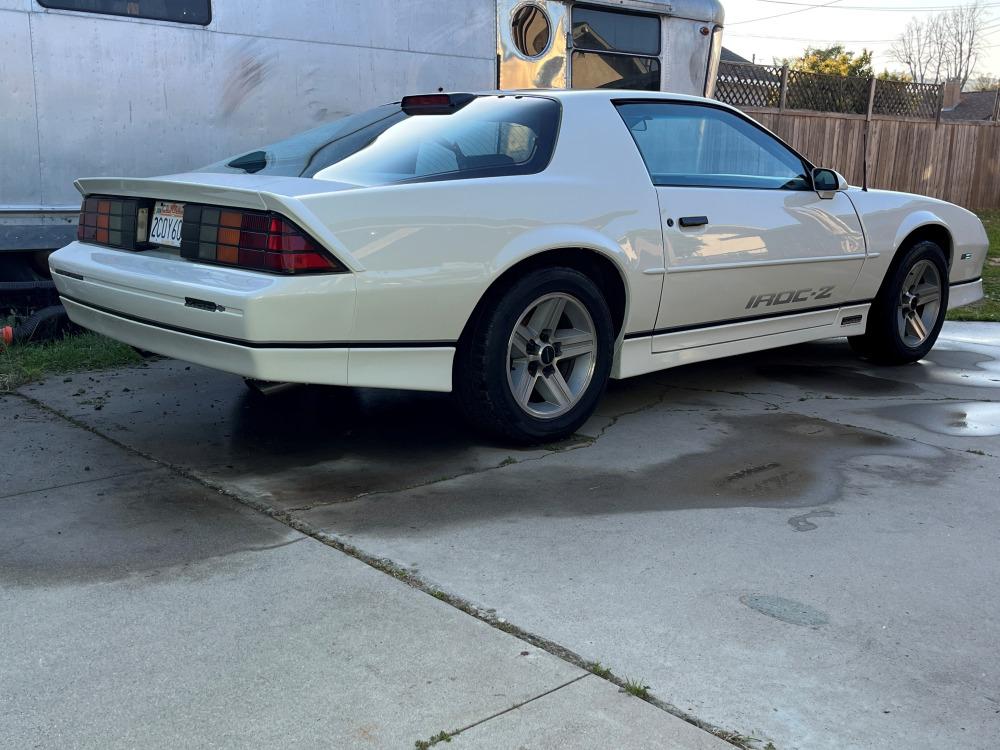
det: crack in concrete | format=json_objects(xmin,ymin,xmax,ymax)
[
  {"xmin": 0, "ymin": 466, "xmax": 161, "ymax": 503},
  {"xmin": 656, "ymin": 386, "xmax": 1000, "ymax": 460},
  {"xmin": 411, "ymin": 673, "xmax": 591, "ymax": 748},
  {"xmin": 779, "ymin": 404, "xmax": 1000, "ymax": 459},
  {"xmin": 11, "ymin": 389, "xmax": 755, "ymax": 749},
  {"xmin": 281, "ymin": 391, "xmax": 688, "ymax": 513}
]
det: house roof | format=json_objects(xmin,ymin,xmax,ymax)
[
  {"xmin": 721, "ymin": 47, "xmax": 752, "ymax": 65},
  {"xmin": 942, "ymin": 90, "xmax": 999, "ymax": 121}
]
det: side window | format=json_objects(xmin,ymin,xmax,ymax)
[
  {"xmin": 615, "ymin": 102, "xmax": 810, "ymax": 190},
  {"xmin": 37, "ymin": 1, "xmax": 211, "ymax": 25},
  {"xmin": 571, "ymin": 6, "xmax": 660, "ymax": 91},
  {"xmin": 411, "ymin": 121, "xmax": 539, "ymax": 180}
]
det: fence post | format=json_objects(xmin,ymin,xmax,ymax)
[
  {"xmin": 993, "ymin": 88, "xmax": 1000, "ymax": 123},
  {"xmin": 935, "ymin": 83, "xmax": 945, "ymax": 127},
  {"xmin": 779, "ymin": 64, "xmax": 789, "ymax": 112},
  {"xmin": 863, "ymin": 78, "xmax": 877, "ymax": 192}
]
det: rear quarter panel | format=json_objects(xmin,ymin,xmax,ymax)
[{"xmin": 298, "ymin": 96, "xmax": 666, "ymax": 344}]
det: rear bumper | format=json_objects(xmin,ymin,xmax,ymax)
[
  {"xmin": 50, "ymin": 241, "xmax": 454, "ymax": 392},
  {"xmin": 61, "ymin": 296, "xmax": 455, "ymax": 392}
]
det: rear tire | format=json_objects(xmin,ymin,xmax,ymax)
[
  {"xmin": 849, "ymin": 240, "xmax": 948, "ymax": 365},
  {"xmin": 455, "ymin": 267, "xmax": 614, "ymax": 444}
]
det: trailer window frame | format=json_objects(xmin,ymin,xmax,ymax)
[
  {"xmin": 36, "ymin": 0, "xmax": 212, "ymax": 26},
  {"xmin": 570, "ymin": 4, "xmax": 662, "ymax": 91}
]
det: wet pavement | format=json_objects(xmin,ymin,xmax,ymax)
[
  {"xmin": 1, "ymin": 401, "xmax": 724, "ymax": 750},
  {"xmin": 5, "ymin": 322, "xmax": 1000, "ymax": 749}
]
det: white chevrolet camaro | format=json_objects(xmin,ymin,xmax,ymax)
[{"xmin": 51, "ymin": 90, "xmax": 989, "ymax": 442}]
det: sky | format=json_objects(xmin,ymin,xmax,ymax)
[{"xmin": 721, "ymin": 0, "xmax": 1000, "ymax": 78}]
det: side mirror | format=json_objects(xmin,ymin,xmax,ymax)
[{"xmin": 812, "ymin": 168, "xmax": 848, "ymax": 198}]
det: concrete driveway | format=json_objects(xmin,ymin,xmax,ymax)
[{"xmin": 5, "ymin": 322, "xmax": 999, "ymax": 749}]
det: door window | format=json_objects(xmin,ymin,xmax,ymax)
[{"xmin": 616, "ymin": 102, "xmax": 810, "ymax": 190}]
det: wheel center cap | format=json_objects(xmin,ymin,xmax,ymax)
[{"xmin": 539, "ymin": 345, "xmax": 556, "ymax": 366}]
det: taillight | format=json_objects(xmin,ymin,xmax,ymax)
[
  {"xmin": 180, "ymin": 205, "xmax": 346, "ymax": 274},
  {"xmin": 77, "ymin": 196, "xmax": 143, "ymax": 250}
]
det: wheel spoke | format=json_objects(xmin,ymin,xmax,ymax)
[
  {"xmin": 510, "ymin": 325, "xmax": 534, "ymax": 358},
  {"xmin": 511, "ymin": 367, "xmax": 538, "ymax": 407},
  {"xmin": 528, "ymin": 296, "xmax": 567, "ymax": 336},
  {"xmin": 537, "ymin": 368, "xmax": 574, "ymax": 408},
  {"xmin": 907, "ymin": 312, "xmax": 929, "ymax": 341},
  {"xmin": 913, "ymin": 283, "xmax": 940, "ymax": 307},
  {"xmin": 552, "ymin": 328, "xmax": 594, "ymax": 360},
  {"xmin": 902, "ymin": 265, "xmax": 922, "ymax": 292}
]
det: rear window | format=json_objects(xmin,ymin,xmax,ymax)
[{"xmin": 199, "ymin": 96, "xmax": 561, "ymax": 187}]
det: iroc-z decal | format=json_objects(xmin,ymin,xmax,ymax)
[{"xmin": 745, "ymin": 286, "xmax": 835, "ymax": 310}]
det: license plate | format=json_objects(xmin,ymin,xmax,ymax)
[{"xmin": 149, "ymin": 201, "xmax": 185, "ymax": 247}]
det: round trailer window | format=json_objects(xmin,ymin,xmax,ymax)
[{"xmin": 511, "ymin": 4, "xmax": 551, "ymax": 58}]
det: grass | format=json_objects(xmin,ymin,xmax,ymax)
[
  {"xmin": 0, "ymin": 331, "xmax": 141, "ymax": 392},
  {"xmin": 948, "ymin": 211, "xmax": 999, "ymax": 322},
  {"xmin": 622, "ymin": 677, "xmax": 651, "ymax": 700},
  {"xmin": 414, "ymin": 730, "xmax": 453, "ymax": 749},
  {"xmin": 588, "ymin": 661, "xmax": 613, "ymax": 678}
]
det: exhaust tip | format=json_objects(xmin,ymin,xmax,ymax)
[{"xmin": 243, "ymin": 378, "xmax": 301, "ymax": 397}]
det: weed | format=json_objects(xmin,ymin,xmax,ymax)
[
  {"xmin": 588, "ymin": 661, "xmax": 612, "ymax": 678},
  {"xmin": 622, "ymin": 677, "xmax": 651, "ymax": 700},
  {"xmin": 414, "ymin": 730, "xmax": 453, "ymax": 748}
]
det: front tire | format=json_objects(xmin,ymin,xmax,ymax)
[
  {"xmin": 456, "ymin": 268, "xmax": 614, "ymax": 444},
  {"xmin": 849, "ymin": 240, "xmax": 948, "ymax": 364}
]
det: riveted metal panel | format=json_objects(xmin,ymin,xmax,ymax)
[{"xmin": 1, "ymin": 10, "xmax": 41, "ymax": 208}]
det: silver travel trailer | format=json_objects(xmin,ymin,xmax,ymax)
[{"xmin": 1, "ymin": 0, "xmax": 724, "ymax": 278}]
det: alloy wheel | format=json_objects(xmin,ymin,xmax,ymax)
[
  {"xmin": 506, "ymin": 292, "xmax": 597, "ymax": 419},
  {"xmin": 896, "ymin": 259, "xmax": 942, "ymax": 348}
]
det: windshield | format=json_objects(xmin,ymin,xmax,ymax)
[{"xmin": 198, "ymin": 96, "xmax": 561, "ymax": 187}]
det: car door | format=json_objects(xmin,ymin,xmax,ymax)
[{"xmin": 615, "ymin": 101, "xmax": 867, "ymax": 352}]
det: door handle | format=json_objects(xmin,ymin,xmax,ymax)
[{"xmin": 678, "ymin": 216, "xmax": 709, "ymax": 228}]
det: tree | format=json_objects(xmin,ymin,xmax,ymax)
[
  {"xmin": 890, "ymin": 17, "xmax": 945, "ymax": 84},
  {"xmin": 968, "ymin": 74, "xmax": 999, "ymax": 91},
  {"xmin": 784, "ymin": 45, "xmax": 874, "ymax": 78},
  {"xmin": 890, "ymin": 1, "xmax": 991, "ymax": 88},
  {"xmin": 878, "ymin": 69, "xmax": 912, "ymax": 82}
]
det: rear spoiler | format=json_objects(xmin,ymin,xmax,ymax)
[{"xmin": 75, "ymin": 175, "xmax": 272, "ymax": 210}]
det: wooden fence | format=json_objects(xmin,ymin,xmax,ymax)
[{"xmin": 744, "ymin": 108, "xmax": 1000, "ymax": 211}]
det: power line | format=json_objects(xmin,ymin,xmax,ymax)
[
  {"xmin": 748, "ymin": 0, "xmax": 1000, "ymax": 10},
  {"xmin": 726, "ymin": 32, "xmax": 896, "ymax": 42},
  {"xmin": 728, "ymin": 0, "xmax": 846, "ymax": 25}
]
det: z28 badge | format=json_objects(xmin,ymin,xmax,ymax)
[{"xmin": 746, "ymin": 286, "xmax": 834, "ymax": 309}]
